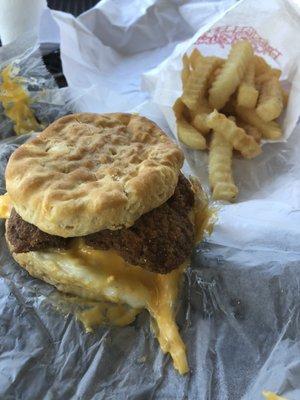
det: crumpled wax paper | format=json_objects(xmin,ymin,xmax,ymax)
[
  {"xmin": 0, "ymin": 33, "xmax": 88, "ymax": 140},
  {"xmin": 1, "ymin": 1, "xmax": 300, "ymax": 399}
]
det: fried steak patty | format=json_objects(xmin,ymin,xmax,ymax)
[
  {"xmin": 6, "ymin": 174, "xmax": 195, "ymax": 273},
  {"xmin": 6, "ymin": 209, "xmax": 71, "ymax": 253}
]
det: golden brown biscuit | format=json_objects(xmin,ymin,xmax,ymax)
[{"xmin": 6, "ymin": 113, "xmax": 183, "ymax": 237}]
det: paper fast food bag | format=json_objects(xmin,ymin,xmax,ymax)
[{"xmin": 143, "ymin": 0, "xmax": 300, "ymax": 145}]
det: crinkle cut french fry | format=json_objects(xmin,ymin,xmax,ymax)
[
  {"xmin": 241, "ymin": 62, "xmax": 256, "ymax": 87},
  {"xmin": 181, "ymin": 54, "xmax": 190, "ymax": 86},
  {"xmin": 281, "ymin": 86, "xmax": 289, "ymax": 107},
  {"xmin": 256, "ymin": 70, "xmax": 281, "ymax": 86},
  {"xmin": 182, "ymin": 57, "xmax": 222, "ymax": 111},
  {"xmin": 189, "ymin": 100, "xmax": 212, "ymax": 134},
  {"xmin": 189, "ymin": 99, "xmax": 212, "ymax": 119},
  {"xmin": 191, "ymin": 113, "xmax": 210, "ymax": 135},
  {"xmin": 189, "ymin": 48, "xmax": 203, "ymax": 70},
  {"xmin": 255, "ymin": 57, "xmax": 281, "ymax": 87},
  {"xmin": 207, "ymin": 63, "xmax": 224, "ymax": 88},
  {"xmin": 209, "ymin": 41, "xmax": 254, "ymax": 110},
  {"xmin": 254, "ymin": 55, "xmax": 270, "ymax": 76},
  {"xmin": 237, "ymin": 120, "xmax": 262, "ymax": 143},
  {"xmin": 206, "ymin": 110, "xmax": 261, "ymax": 158},
  {"xmin": 209, "ymin": 131, "xmax": 238, "ymax": 201},
  {"xmin": 254, "ymin": 56, "xmax": 281, "ymax": 80},
  {"xmin": 177, "ymin": 118, "xmax": 206, "ymax": 150},
  {"xmin": 256, "ymin": 76, "xmax": 283, "ymax": 121},
  {"xmin": 207, "ymin": 67, "xmax": 221, "ymax": 89},
  {"xmin": 237, "ymin": 63, "xmax": 259, "ymax": 108},
  {"xmin": 237, "ymin": 84, "xmax": 259, "ymax": 108},
  {"xmin": 236, "ymin": 106, "xmax": 282, "ymax": 140},
  {"xmin": 173, "ymin": 98, "xmax": 186, "ymax": 120},
  {"xmin": 272, "ymin": 68, "xmax": 282, "ymax": 79}
]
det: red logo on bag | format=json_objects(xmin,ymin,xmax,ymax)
[{"xmin": 195, "ymin": 26, "xmax": 282, "ymax": 60}]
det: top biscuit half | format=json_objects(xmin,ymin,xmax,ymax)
[{"xmin": 5, "ymin": 113, "xmax": 183, "ymax": 237}]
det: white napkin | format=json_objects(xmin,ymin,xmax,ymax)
[{"xmin": 0, "ymin": 0, "xmax": 46, "ymax": 45}]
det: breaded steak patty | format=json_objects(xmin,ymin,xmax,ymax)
[{"xmin": 6, "ymin": 174, "xmax": 194, "ymax": 274}]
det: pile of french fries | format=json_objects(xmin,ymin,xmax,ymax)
[{"xmin": 173, "ymin": 40, "xmax": 288, "ymax": 201}]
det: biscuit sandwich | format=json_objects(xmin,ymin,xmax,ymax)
[{"xmin": 0, "ymin": 113, "xmax": 207, "ymax": 374}]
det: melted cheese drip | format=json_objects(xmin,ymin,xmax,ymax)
[
  {"xmin": 0, "ymin": 65, "xmax": 40, "ymax": 135},
  {"xmin": 0, "ymin": 194, "xmax": 12, "ymax": 219},
  {"xmin": 194, "ymin": 205, "xmax": 216, "ymax": 242},
  {"xmin": 262, "ymin": 391, "xmax": 288, "ymax": 400},
  {"xmin": 0, "ymin": 181, "xmax": 213, "ymax": 375},
  {"xmin": 47, "ymin": 293, "xmax": 141, "ymax": 332},
  {"xmin": 63, "ymin": 241, "xmax": 190, "ymax": 374},
  {"xmin": 189, "ymin": 175, "xmax": 216, "ymax": 242},
  {"xmin": 77, "ymin": 303, "xmax": 141, "ymax": 332},
  {"xmin": 21, "ymin": 242, "xmax": 188, "ymax": 374}
]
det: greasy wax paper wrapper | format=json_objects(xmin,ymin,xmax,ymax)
[
  {"xmin": 2, "ymin": 132, "xmax": 300, "ymax": 400},
  {"xmin": 1, "ymin": 0, "xmax": 300, "ymax": 399},
  {"xmin": 0, "ymin": 34, "xmax": 82, "ymax": 140}
]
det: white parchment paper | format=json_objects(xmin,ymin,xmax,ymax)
[{"xmin": 1, "ymin": 1, "xmax": 300, "ymax": 399}]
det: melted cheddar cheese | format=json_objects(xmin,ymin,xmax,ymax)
[
  {"xmin": 77, "ymin": 303, "xmax": 141, "ymax": 332},
  {"xmin": 0, "ymin": 183, "xmax": 211, "ymax": 375},
  {"xmin": 0, "ymin": 65, "xmax": 40, "ymax": 135},
  {"xmin": 47, "ymin": 292, "xmax": 141, "ymax": 331},
  {"xmin": 17, "ymin": 241, "xmax": 187, "ymax": 374},
  {"xmin": 0, "ymin": 193, "xmax": 11, "ymax": 219},
  {"xmin": 59, "ymin": 241, "xmax": 189, "ymax": 374},
  {"xmin": 262, "ymin": 391, "xmax": 288, "ymax": 400}
]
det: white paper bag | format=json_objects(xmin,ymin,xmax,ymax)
[{"xmin": 143, "ymin": 0, "xmax": 300, "ymax": 142}]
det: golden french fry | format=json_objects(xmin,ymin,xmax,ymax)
[
  {"xmin": 173, "ymin": 98, "xmax": 186, "ymax": 120},
  {"xmin": 256, "ymin": 73, "xmax": 269, "ymax": 86},
  {"xmin": 272, "ymin": 68, "xmax": 282, "ymax": 78},
  {"xmin": 256, "ymin": 76, "xmax": 283, "ymax": 121},
  {"xmin": 209, "ymin": 131, "xmax": 238, "ymax": 201},
  {"xmin": 209, "ymin": 41, "xmax": 254, "ymax": 110},
  {"xmin": 237, "ymin": 85, "xmax": 259, "ymax": 108},
  {"xmin": 254, "ymin": 56, "xmax": 281, "ymax": 79},
  {"xmin": 236, "ymin": 106, "xmax": 282, "ymax": 140},
  {"xmin": 207, "ymin": 60, "xmax": 225, "ymax": 91},
  {"xmin": 181, "ymin": 54, "xmax": 190, "ymax": 86},
  {"xmin": 281, "ymin": 86, "xmax": 289, "ymax": 107},
  {"xmin": 182, "ymin": 57, "xmax": 222, "ymax": 110},
  {"xmin": 188, "ymin": 99, "xmax": 212, "ymax": 118},
  {"xmin": 241, "ymin": 62, "xmax": 256, "ymax": 86},
  {"xmin": 206, "ymin": 110, "xmax": 262, "ymax": 158},
  {"xmin": 262, "ymin": 391, "xmax": 287, "ymax": 400},
  {"xmin": 237, "ymin": 120, "xmax": 262, "ymax": 143},
  {"xmin": 237, "ymin": 63, "xmax": 259, "ymax": 108},
  {"xmin": 207, "ymin": 66, "xmax": 221, "ymax": 89},
  {"xmin": 254, "ymin": 55, "xmax": 270, "ymax": 76},
  {"xmin": 189, "ymin": 100, "xmax": 212, "ymax": 134},
  {"xmin": 177, "ymin": 118, "xmax": 206, "ymax": 150},
  {"xmin": 0, "ymin": 193, "xmax": 12, "ymax": 218},
  {"xmin": 256, "ymin": 71, "xmax": 281, "ymax": 87},
  {"xmin": 191, "ymin": 114, "xmax": 210, "ymax": 135},
  {"xmin": 189, "ymin": 48, "xmax": 203, "ymax": 70}
]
